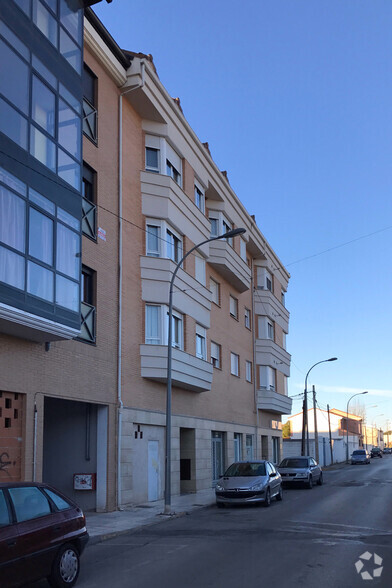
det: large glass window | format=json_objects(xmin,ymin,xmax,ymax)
[
  {"xmin": 0, "ymin": 246, "xmax": 25, "ymax": 290},
  {"xmin": 32, "ymin": 76, "xmax": 56, "ymax": 136},
  {"xmin": 145, "ymin": 305, "xmax": 160, "ymax": 345},
  {"xmin": 0, "ymin": 97, "xmax": 28, "ymax": 149},
  {"xmin": 56, "ymin": 274, "xmax": 78, "ymax": 311},
  {"xmin": 33, "ymin": 0, "xmax": 58, "ymax": 47},
  {"xmin": 9, "ymin": 486, "xmax": 51, "ymax": 522},
  {"xmin": 29, "ymin": 208, "xmax": 53, "ymax": 264},
  {"xmin": 0, "ymin": 39, "xmax": 29, "ymax": 114},
  {"xmin": 30, "ymin": 126, "xmax": 56, "ymax": 171},
  {"xmin": 27, "ymin": 260, "xmax": 54, "ymax": 301},
  {"xmin": 57, "ymin": 223, "xmax": 79, "ymax": 279},
  {"xmin": 0, "ymin": 187, "xmax": 25, "ymax": 252},
  {"xmin": 58, "ymin": 100, "xmax": 81, "ymax": 159}
]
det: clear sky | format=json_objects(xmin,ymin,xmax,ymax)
[{"xmin": 93, "ymin": 0, "xmax": 392, "ymax": 431}]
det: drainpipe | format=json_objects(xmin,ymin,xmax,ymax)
[
  {"xmin": 251, "ymin": 262, "xmax": 258, "ymax": 458},
  {"xmin": 117, "ymin": 60, "xmax": 145, "ymax": 510}
]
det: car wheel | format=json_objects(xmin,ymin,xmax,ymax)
[
  {"xmin": 317, "ymin": 472, "xmax": 323, "ymax": 486},
  {"xmin": 216, "ymin": 501, "xmax": 225, "ymax": 509},
  {"xmin": 276, "ymin": 485, "xmax": 283, "ymax": 501},
  {"xmin": 306, "ymin": 476, "xmax": 313, "ymax": 489},
  {"xmin": 48, "ymin": 544, "xmax": 80, "ymax": 588},
  {"xmin": 264, "ymin": 488, "xmax": 271, "ymax": 507}
]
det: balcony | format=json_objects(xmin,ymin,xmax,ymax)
[
  {"xmin": 255, "ymin": 339, "xmax": 291, "ymax": 377},
  {"xmin": 140, "ymin": 256, "xmax": 212, "ymax": 327},
  {"xmin": 257, "ymin": 389, "xmax": 292, "ymax": 415},
  {"xmin": 254, "ymin": 288, "xmax": 289, "ymax": 333},
  {"xmin": 208, "ymin": 240, "xmax": 251, "ymax": 293},
  {"xmin": 140, "ymin": 344, "xmax": 213, "ymax": 392},
  {"xmin": 141, "ymin": 171, "xmax": 211, "ymax": 257}
]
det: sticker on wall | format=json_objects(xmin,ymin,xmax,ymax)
[
  {"xmin": 73, "ymin": 473, "xmax": 96, "ymax": 491},
  {"xmin": 98, "ymin": 227, "xmax": 106, "ymax": 241}
]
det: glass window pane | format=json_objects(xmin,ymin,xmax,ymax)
[
  {"xmin": 32, "ymin": 56, "xmax": 56, "ymax": 89},
  {"xmin": 57, "ymin": 208, "xmax": 79, "ymax": 231},
  {"xmin": 29, "ymin": 208, "xmax": 53, "ymax": 265},
  {"xmin": 58, "ymin": 148, "xmax": 80, "ymax": 190},
  {"xmin": 43, "ymin": 488, "xmax": 71, "ymax": 511},
  {"xmin": 57, "ymin": 223, "xmax": 79, "ymax": 279},
  {"xmin": 0, "ymin": 490, "xmax": 10, "ymax": 527},
  {"xmin": 0, "ymin": 22, "xmax": 29, "ymax": 60},
  {"xmin": 29, "ymin": 188, "xmax": 55, "ymax": 215},
  {"xmin": 59, "ymin": 83, "xmax": 81, "ymax": 114},
  {"xmin": 8, "ymin": 487, "xmax": 51, "ymax": 523},
  {"xmin": 146, "ymin": 225, "xmax": 159, "ymax": 256},
  {"xmin": 42, "ymin": 0, "xmax": 57, "ymax": 13},
  {"xmin": 0, "ymin": 167, "xmax": 26, "ymax": 196},
  {"xmin": 0, "ymin": 98, "xmax": 28, "ymax": 150},
  {"xmin": 58, "ymin": 100, "xmax": 81, "ymax": 159},
  {"xmin": 32, "ymin": 76, "xmax": 56, "ymax": 136},
  {"xmin": 30, "ymin": 126, "xmax": 56, "ymax": 171},
  {"xmin": 33, "ymin": 0, "xmax": 58, "ymax": 47},
  {"xmin": 0, "ymin": 39, "xmax": 29, "ymax": 115},
  {"xmin": 146, "ymin": 148, "xmax": 158, "ymax": 169},
  {"xmin": 60, "ymin": 0, "xmax": 82, "ymax": 46},
  {"xmin": 60, "ymin": 28, "xmax": 81, "ymax": 74},
  {"xmin": 0, "ymin": 246, "xmax": 25, "ymax": 290},
  {"xmin": 56, "ymin": 274, "xmax": 79, "ymax": 311},
  {"xmin": 146, "ymin": 305, "xmax": 160, "ymax": 344},
  {"xmin": 27, "ymin": 261, "xmax": 54, "ymax": 301},
  {"xmin": 13, "ymin": 0, "xmax": 31, "ymax": 16},
  {"xmin": 0, "ymin": 187, "xmax": 25, "ymax": 252}
]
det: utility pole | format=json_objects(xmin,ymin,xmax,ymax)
[
  {"xmin": 327, "ymin": 404, "xmax": 333, "ymax": 465},
  {"xmin": 301, "ymin": 395, "xmax": 307, "ymax": 456},
  {"xmin": 312, "ymin": 385, "xmax": 319, "ymax": 463}
]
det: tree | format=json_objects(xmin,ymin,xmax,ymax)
[{"xmin": 282, "ymin": 420, "xmax": 292, "ymax": 439}]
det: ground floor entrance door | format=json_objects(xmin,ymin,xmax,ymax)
[
  {"xmin": 212, "ymin": 432, "xmax": 225, "ymax": 483},
  {"xmin": 147, "ymin": 440, "xmax": 159, "ymax": 502}
]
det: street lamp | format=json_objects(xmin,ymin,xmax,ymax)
[
  {"xmin": 301, "ymin": 358, "xmax": 337, "ymax": 456},
  {"xmin": 346, "ymin": 391, "xmax": 368, "ymax": 462},
  {"xmin": 164, "ymin": 227, "xmax": 246, "ymax": 514}
]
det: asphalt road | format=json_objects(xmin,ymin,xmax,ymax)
[{"xmin": 33, "ymin": 456, "xmax": 392, "ymax": 588}]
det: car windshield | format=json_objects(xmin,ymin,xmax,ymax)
[
  {"xmin": 279, "ymin": 458, "xmax": 309, "ymax": 468},
  {"xmin": 353, "ymin": 450, "xmax": 365, "ymax": 455},
  {"xmin": 224, "ymin": 463, "xmax": 266, "ymax": 477}
]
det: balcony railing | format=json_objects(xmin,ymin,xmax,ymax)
[
  {"xmin": 79, "ymin": 301, "xmax": 96, "ymax": 343},
  {"xmin": 82, "ymin": 196, "xmax": 97, "ymax": 239},
  {"xmin": 83, "ymin": 99, "xmax": 97, "ymax": 142},
  {"xmin": 257, "ymin": 389, "xmax": 292, "ymax": 415}
]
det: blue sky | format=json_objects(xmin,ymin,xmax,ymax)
[{"xmin": 93, "ymin": 0, "xmax": 392, "ymax": 430}]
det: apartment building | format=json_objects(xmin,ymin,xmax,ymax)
[
  {"xmin": 0, "ymin": 4, "xmax": 291, "ymax": 510},
  {"xmin": 0, "ymin": 0, "xmax": 118, "ymax": 512}
]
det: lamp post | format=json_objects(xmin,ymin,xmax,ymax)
[
  {"xmin": 164, "ymin": 227, "xmax": 246, "ymax": 514},
  {"xmin": 346, "ymin": 391, "xmax": 368, "ymax": 462},
  {"xmin": 301, "ymin": 358, "xmax": 337, "ymax": 456}
]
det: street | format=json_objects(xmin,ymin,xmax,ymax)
[{"xmin": 33, "ymin": 457, "xmax": 392, "ymax": 588}]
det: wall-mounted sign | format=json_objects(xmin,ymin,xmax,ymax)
[
  {"xmin": 98, "ymin": 227, "xmax": 106, "ymax": 241},
  {"xmin": 271, "ymin": 420, "xmax": 282, "ymax": 430},
  {"xmin": 73, "ymin": 473, "xmax": 96, "ymax": 491}
]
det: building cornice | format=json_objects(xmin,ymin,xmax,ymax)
[{"xmin": 83, "ymin": 16, "xmax": 128, "ymax": 86}]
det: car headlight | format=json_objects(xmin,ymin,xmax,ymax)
[
  {"xmin": 295, "ymin": 473, "xmax": 308, "ymax": 478},
  {"xmin": 251, "ymin": 482, "xmax": 266, "ymax": 491},
  {"xmin": 215, "ymin": 484, "xmax": 225, "ymax": 491}
]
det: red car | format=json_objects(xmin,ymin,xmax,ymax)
[{"xmin": 0, "ymin": 482, "xmax": 89, "ymax": 588}]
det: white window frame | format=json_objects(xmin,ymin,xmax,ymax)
[
  {"xmin": 208, "ymin": 211, "xmax": 234, "ymax": 246},
  {"xmin": 145, "ymin": 218, "xmax": 183, "ymax": 262},
  {"xmin": 194, "ymin": 179, "xmax": 205, "ymax": 213},
  {"xmin": 145, "ymin": 304, "xmax": 183, "ymax": 350},
  {"xmin": 267, "ymin": 320, "xmax": 274, "ymax": 341},
  {"xmin": 259, "ymin": 365, "xmax": 276, "ymax": 390},
  {"xmin": 146, "ymin": 222, "xmax": 160, "ymax": 257},
  {"xmin": 145, "ymin": 135, "xmax": 182, "ymax": 187},
  {"xmin": 256, "ymin": 267, "xmax": 273, "ymax": 292},
  {"xmin": 230, "ymin": 352, "xmax": 239, "ymax": 376},
  {"xmin": 145, "ymin": 304, "xmax": 161, "ymax": 345},
  {"xmin": 229, "ymin": 295, "xmax": 238, "ymax": 319},
  {"xmin": 246, "ymin": 360, "xmax": 252, "ymax": 383},
  {"xmin": 258, "ymin": 315, "xmax": 274, "ymax": 340},
  {"xmin": 210, "ymin": 277, "xmax": 220, "ymax": 305},
  {"xmin": 240, "ymin": 238, "xmax": 247, "ymax": 262},
  {"xmin": 245, "ymin": 308, "xmax": 251, "ymax": 329},
  {"xmin": 195, "ymin": 324, "xmax": 206, "ymax": 360},
  {"xmin": 145, "ymin": 135, "xmax": 161, "ymax": 173},
  {"xmin": 195, "ymin": 255, "xmax": 206, "ymax": 285},
  {"xmin": 211, "ymin": 341, "xmax": 221, "ymax": 368}
]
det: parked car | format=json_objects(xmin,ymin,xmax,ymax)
[
  {"xmin": 0, "ymin": 482, "xmax": 89, "ymax": 588},
  {"xmin": 215, "ymin": 461, "xmax": 283, "ymax": 507},
  {"xmin": 277, "ymin": 456, "xmax": 323, "ymax": 488},
  {"xmin": 370, "ymin": 447, "xmax": 383, "ymax": 458},
  {"xmin": 383, "ymin": 447, "xmax": 391, "ymax": 454},
  {"xmin": 351, "ymin": 449, "xmax": 370, "ymax": 464}
]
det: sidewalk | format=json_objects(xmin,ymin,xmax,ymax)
[{"xmin": 86, "ymin": 488, "xmax": 216, "ymax": 545}]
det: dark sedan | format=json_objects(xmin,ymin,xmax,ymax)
[
  {"xmin": 278, "ymin": 456, "xmax": 323, "ymax": 488},
  {"xmin": 0, "ymin": 482, "xmax": 88, "ymax": 588},
  {"xmin": 370, "ymin": 447, "xmax": 383, "ymax": 458}
]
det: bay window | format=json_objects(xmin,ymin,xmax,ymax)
[
  {"xmin": 145, "ymin": 135, "xmax": 182, "ymax": 186},
  {"xmin": 195, "ymin": 325, "xmax": 206, "ymax": 360},
  {"xmin": 145, "ymin": 304, "xmax": 184, "ymax": 350},
  {"xmin": 259, "ymin": 366, "xmax": 276, "ymax": 390},
  {"xmin": 145, "ymin": 219, "xmax": 183, "ymax": 262}
]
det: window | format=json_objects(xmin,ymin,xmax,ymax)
[
  {"xmin": 209, "ymin": 216, "xmax": 219, "ymax": 237},
  {"xmin": 259, "ymin": 365, "xmax": 276, "ymax": 390},
  {"xmin": 146, "ymin": 223, "xmax": 160, "ymax": 257},
  {"xmin": 257, "ymin": 267, "xmax": 273, "ymax": 292},
  {"xmin": 240, "ymin": 238, "xmax": 247, "ymax": 261},
  {"xmin": 210, "ymin": 278, "xmax": 220, "ymax": 305},
  {"xmin": 194, "ymin": 180, "xmax": 205, "ymax": 213},
  {"xmin": 281, "ymin": 289, "xmax": 286, "ymax": 306},
  {"xmin": 166, "ymin": 142, "xmax": 182, "ymax": 186},
  {"xmin": 222, "ymin": 218, "xmax": 233, "ymax": 245},
  {"xmin": 166, "ymin": 228, "xmax": 182, "ymax": 263},
  {"xmin": 146, "ymin": 147, "xmax": 159, "ymax": 172},
  {"xmin": 83, "ymin": 65, "xmax": 97, "ymax": 142},
  {"xmin": 245, "ymin": 308, "xmax": 251, "ymax": 329},
  {"xmin": 82, "ymin": 163, "xmax": 97, "ymax": 239},
  {"xmin": 195, "ymin": 325, "xmax": 206, "ymax": 360},
  {"xmin": 282, "ymin": 331, "xmax": 287, "ymax": 350},
  {"xmin": 229, "ymin": 295, "xmax": 238, "ymax": 319},
  {"xmin": 211, "ymin": 341, "xmax": 221, "ymax": 368},
  {"xmin": 246, "ymin": 360, "xmax": 252, "ymax": 383},
  {"xmin": 209, "ymin": 211, "xmax": 235, "ymax": 246},
  {"xmin": 43, "ymin": 488, "xmax": 71, "ymax": 511},
  {"xmin": 258, "ymin": 316, "xmax": 275, "ymax": 340},
  {"xmin": 78, "ymin": 266, "xmax": 96, "ymax": 343},
  {"xmin": 195, "ymin": 255, "xmax": 206, "ymax": 285},
  {"xmin": 231, "ymin": 352, "xmax": 239, "ymax": 376},
  {"xmin": 0, "ymin": 490, "xmax": 10, "ymax": 527},
  {"xmin": 0, "ymin": 169, "xmax": 80, "ymax": 312},
  {"xmin": 234, "ymin": 433, "xmax": 242, "ymax": 462},
  {"xmin": 9, "ymin": 486, "xmax": 51, "ymax": 522},
  {"xmin": 267, "ymin": 320, "xmax": 274, "ymax": 341},
  {"xmin": 145, "ymin": 304, "xmax": 184, "ymax": 349},
  {"xmin": 166, "ymin": 159, "xmax": 181, "ymax": 185},
  {"xmin": 145, "ymin": 219, "xmax": 183, "ymax": 262}
]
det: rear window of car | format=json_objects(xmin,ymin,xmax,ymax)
[
  {"xmin": 43, "ymin": 488, "xmax": 72, "ymax": 511},
  {"xmin": 353, "ymin": 450, "xmax": 365, "ymax": 455},
  {"xmin": 279, "ymin": 458, "xmax": 308, "ymax": 468},
  {"xmin": 0, "ymin": 490, "xmax": 10, "ymax": 527},
  {"xmin": 8, "ymin": 487, "xmax": 51, "ymax": 523}
]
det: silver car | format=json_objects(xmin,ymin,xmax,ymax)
[
  {"xmin": 278, "ymin": 456, "xmax": 323, "ymax": 488},
  {"xmin": 351, "ymin": 449, "xmax": 370, "ymax": 464},
  {"xmin": 215, "ymin": 461, "xmax": 283, "ymax": 507}
]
